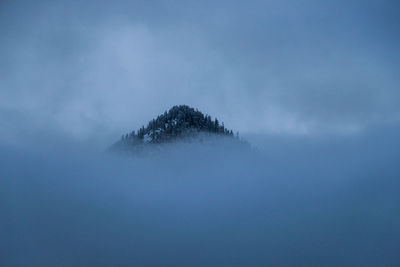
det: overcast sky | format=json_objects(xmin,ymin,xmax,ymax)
[{"xmin": 1, "ymin": 0, "xmax": 399, "ymax": 145}]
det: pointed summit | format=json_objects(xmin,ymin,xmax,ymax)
[{"xmin": 111, "ymin": 105, "xmax": 240, "ymax": 153}]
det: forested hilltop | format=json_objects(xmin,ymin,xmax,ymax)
[{"xmin": 111, "ymin": 105, "xmax": 240, "ymax": 151}]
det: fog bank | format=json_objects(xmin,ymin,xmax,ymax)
[{"xmin": 1, "ymin": 126, "xmax": 400, "ymax": 266}]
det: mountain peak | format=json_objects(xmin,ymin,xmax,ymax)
[{"xmin": 111, "ymin": 105, "xmax": 240, "ymax": 153}]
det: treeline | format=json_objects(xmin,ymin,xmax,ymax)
[{"xmin": 121, "ymin": 105, "xmax": 237, "ymax": 144}]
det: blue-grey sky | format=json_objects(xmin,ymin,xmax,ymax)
[{"xmin": 1, "ymin": 0, "xmax": 399, "ymax": 144}]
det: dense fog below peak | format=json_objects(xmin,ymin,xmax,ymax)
[{"xmin": 1, "ymin": 126, "xmax": 400, "ymax": 266}]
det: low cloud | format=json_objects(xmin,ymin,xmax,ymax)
[
  {"xmin": 2, "ymin": 127, "xmax": 400, "ymax": 265},
  {"xmin": 1, "ymin": 0, "xmax": 399, "ymax": 144}
]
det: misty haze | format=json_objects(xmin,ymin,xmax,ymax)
[{"xmin": 1, "ymin": 0, "xmax": 400, "ymax": 266}]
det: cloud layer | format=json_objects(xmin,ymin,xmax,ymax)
[
  {"xmin": 1, "ymin": 0, "xmax": 399, "ymax": 144},
  {"xmin": 2, "ymin": 126, "xmax": 400, "ymax": 265}
]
